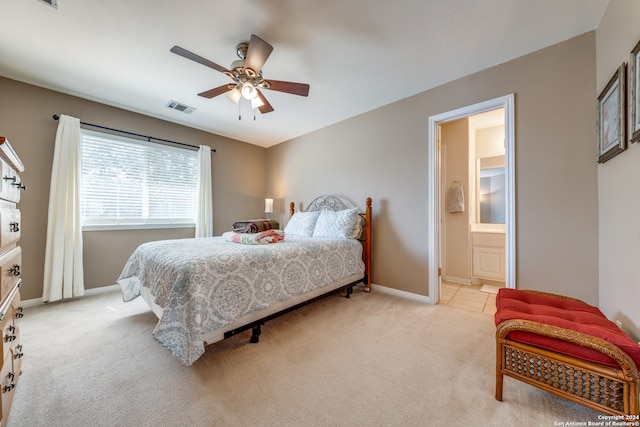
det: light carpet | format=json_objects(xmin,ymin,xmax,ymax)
[{"xmin": 9, "ymin": 288, "xmax": 600, "ymax": 426}]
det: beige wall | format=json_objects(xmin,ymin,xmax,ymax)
[
  {"xmin": 267, "ymin": 32, "xmax": 599, "ymax": 303},
  {"xmin": 0, "ymin": 77, "xmax": 267, "ymax": 300},
  {"xmin": 441, "ymin": 118, "xmax": 470, "ymax": 282},
  {"xmin": 596, "ymin": 0, "xmax": 640, "ymax": 340}
]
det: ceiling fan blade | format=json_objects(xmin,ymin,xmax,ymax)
[
  {"xmin": 265, "ymin": 80, "xmax": 310, "ymax": 97},
  {"xmin": 170, "ymin": 46, "xmax": 229, "ymax": 74},
  {"xmin": 198, "ymin": 85, "xmax": 232, "ymax": 99},
  {"xmin": 256, "ymin": 90, "xmax": 274, "ymax": 114},
  {"xmin": 244, "ymin": 34, "xmax": 273, "ymax": 76}
]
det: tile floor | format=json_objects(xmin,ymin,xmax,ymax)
[{"xmin": 439, "ymin": 282, "xmax": 499, "ymax": 315}]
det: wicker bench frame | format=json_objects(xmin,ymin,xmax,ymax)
[{"xmin": 495, "ymin": 293, "xmax": 640, "ymax": 415}]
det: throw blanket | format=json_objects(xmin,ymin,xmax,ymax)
[
  {"xmin": 222, "ymin": 229, "xmax": 284, "ymax": 245},
  {"xmin": 232, "ymin": 219, "xmax": 280, "ymax": 233}
]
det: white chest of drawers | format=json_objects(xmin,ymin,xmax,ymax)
[{"xmin": 0, "ymin": 136, "xmax": 25, "ymax": 427}]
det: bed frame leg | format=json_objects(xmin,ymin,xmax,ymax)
[
  {"xmin": 345, "ymin": 286, "xmax": 353, "ymax": 298},
  {"xmin": 250, "ymin": 324, "xmax": 261, "ymax": 343}
]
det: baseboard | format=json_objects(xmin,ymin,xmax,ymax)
[
  {"xmin": 371, "ymin": 283, "xmax": 434, "ymax": 304},
  {"xmin": 25, "ymin": 283, "xmax": 437, "ymax": 309},
  {"xmin": 443, "ymin": 276, "xmax": 471, "ymax": 285},
  {"xmin": 21, "ymin": 284, "xmax": 120, "ymax": 308}
]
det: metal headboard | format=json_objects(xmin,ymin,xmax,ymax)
[{"xmin": 304, "ymin": 195, "xmax": 350, "ymax": 212}]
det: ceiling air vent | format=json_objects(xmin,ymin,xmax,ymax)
[
  {"xmin": 166, "ymin": 100, "xmax": 195, "ymax": 114},
  {"xmin": 37, "ymin": 0, "xmax": 58, "ymax": 9}
]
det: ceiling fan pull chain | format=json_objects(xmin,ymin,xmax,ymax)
[{"xmin": 238, "ymin": 101, "xmax": 241, "ymax": 120}]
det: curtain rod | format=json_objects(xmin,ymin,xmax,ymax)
[{"xmin": 52, "ymin": 115, "xmax": 216, "ymax": 153}]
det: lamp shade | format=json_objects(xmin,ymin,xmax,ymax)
[
  {"xmin": 241, "ymin": 82, "xmax": 258, "ymax": 100},
  {"xmin": 251, "ymin": 96, "xmax": 265, "ymax": 109},
  {"xmin": 226, "ymin": 87, "xmax": 241, "ymax": 104},
  {"xmin": 264, "ymin": 198, "xmax": 274, "ymax": 213}
]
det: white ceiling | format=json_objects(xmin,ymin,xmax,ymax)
[
  {"xmin": 470, "ymin": 108, "xmax": 505, "ymax": 130},
  {"xmin": 0, "ymin": 0, "xmax": 608, "ymax": 148}
]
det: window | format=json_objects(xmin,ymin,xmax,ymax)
[{"xmin": 81, "ymin": 130, "xmax": 198, "ymax": 229}]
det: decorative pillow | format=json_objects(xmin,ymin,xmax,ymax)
[
  {"xmin": 350, "ymin": 215, "xmax": 365, "ymax": 239},
  {"xmin": 313, "ymin": 208, "xmax": 359, "ymax": 239},
  {"xmin": 284, "ymin": 211, "xmax": 321, "ymax": 237}
]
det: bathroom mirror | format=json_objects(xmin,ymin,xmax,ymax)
[
  {"xmin": 479, "ymin": 167, "xmax": 505, "ymax": 224},
  {"xmin": 477, "ymin": 156, "xmax": 505, "ymax": 225}
]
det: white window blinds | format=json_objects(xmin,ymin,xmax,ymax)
[{"xmin": 81, "ymin": 130, "xmax": 198, "ymax": 228}]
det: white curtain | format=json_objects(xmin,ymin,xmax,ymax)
[
  {"xmin": 195, "ymin": 145, "xmax": 213, "ymax": 237},
  {"xmin": 42, "ymin": 115, "xmax": 85, "ymax": 302}
]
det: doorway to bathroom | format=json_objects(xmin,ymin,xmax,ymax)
[{"xmin": 427, "ymin": 94, "xmax": 515, "ymax": 305}]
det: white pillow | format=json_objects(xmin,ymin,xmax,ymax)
[
  {"xmin": 284, "ymin": 211, "xmax": 321, "ymax": 237},
  {"xmin": 312, "ymin": 208, "xmax": 359, "ymax": 239},
  {"xmin": 350, "ymin": 215, "xmax": 365, "ymax": 239}
]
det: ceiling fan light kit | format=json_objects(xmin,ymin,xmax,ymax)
[{"xmin": 171, "ymin": 34, "xmax": 309, "ymax": 120}]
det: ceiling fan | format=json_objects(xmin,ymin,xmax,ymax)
[{"xmin": 170, "ymin": 34, "xmax": 310, "ymax": 117}]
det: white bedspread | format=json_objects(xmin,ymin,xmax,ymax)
[{"xmin": 117, "ymin": 235, "xmax": 364, "ymax": 364}]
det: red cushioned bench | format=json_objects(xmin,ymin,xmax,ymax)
[{"xmin": 495, "ymin": 288, "xmax": 640, "ymax": 415}]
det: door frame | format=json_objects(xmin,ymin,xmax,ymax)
[{"xmin": 427, "ymin": 94, "xmax": 515, "ymax": 304}]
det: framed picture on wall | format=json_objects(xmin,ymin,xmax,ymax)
[
  {"xmin": 597, "ymin": 63, "xmax": 626, "ymax": 163},
  {"xmin": 630, "ymin": 40, "xmax": 640, "ymax": 143}
]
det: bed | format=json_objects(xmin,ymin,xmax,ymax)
[{"xmin": 117, "ymin": 195, "xmax": 372, "ymax": 365}]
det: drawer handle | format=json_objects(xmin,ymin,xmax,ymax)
[
  {"xmin": 4, "ymin": 326, "xmax": 16, "ymax": 342},
  {"xmin": 2, "ymin": 176, "xmax": 16, "ymax": 183},
  {"xmin": 12, "ymin": 182, "xmax": 26, "ymax": 191},
  {"xmin": 9, "ymin": 222, "xmax": 20, "ymax": 232},
  {"xmin": 13, "ymin": 345, "xmax": 23, "ymax": 360},
  {"xmin": 15, "ymin": 307, "xmax": 23, "ymax": 318},
  {"xmin": 9, "ymin": 265, "xmax": 20, "ymax": 276},
  {"xmin": 2, "ymin": 383, "xmax": 14, "ymax": 393}
]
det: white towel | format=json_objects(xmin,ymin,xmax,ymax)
[{"xmin": 447, "ymin": 182, "xmax": 465, "ymax": 213}]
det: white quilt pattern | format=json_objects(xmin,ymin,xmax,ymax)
[{"xmin": 117, "ymin": 235, "xmax": 364, "ymax": 364}]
